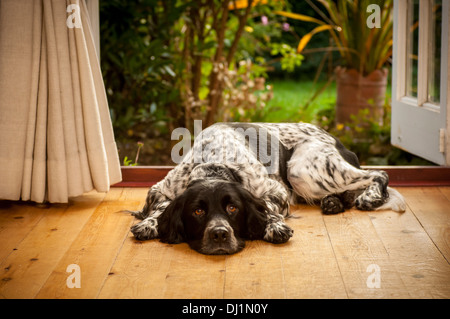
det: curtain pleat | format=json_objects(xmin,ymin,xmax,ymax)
[
  {"xmin": 21, "ymin": 0, "xmax": 44, "ymax": 202},
  {"xmin": 0, "ymin": 0, "xmax": 122, "ymax": 203}
]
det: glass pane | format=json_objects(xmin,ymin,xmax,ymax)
[
  {"xmin": 406, "ymin": 0, "xmax": 419, "ymax": 98},
  {"xmin": 427, "ymin": 0, "xmax": 442, "ymax": 104}
]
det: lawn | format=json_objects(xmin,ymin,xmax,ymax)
[{"xmin": 261, "ymin": 80, "xmax": 337, "ymax": 123}]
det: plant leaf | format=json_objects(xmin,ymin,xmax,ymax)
[
  {"xmin": 316, "ymin": 0, "xmax": 341, "ymax": 25},
  {"xmin": 274, "ymin": 11, "xmax": 325, "ymax": 25},
  {"xmin": 297, "ymin": 25, "xmax": 334, "ymax": 53}
]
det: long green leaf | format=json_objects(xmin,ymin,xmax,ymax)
[
  {"xmin": 274, "ymin": 10, "xmax": 325, "ymax": 25},
  {"xmin": 287, "ymin": 0, "xmax": 393, "ymax": 73},
  {"xmin": 297, "ymin": 25, "xmax": 335, "ymax": 53},
  {"xmin": 316, "ymin": 0, "xmax": 340, "ymax": 25}
]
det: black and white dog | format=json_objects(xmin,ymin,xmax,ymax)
[{"xmin": 130, "ymin": 123, "xmax": 405, "ymax": 255}]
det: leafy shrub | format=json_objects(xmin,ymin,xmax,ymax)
[{"xmin": 100, "ymin": 0, "xmax": 186, "ymax": 139}]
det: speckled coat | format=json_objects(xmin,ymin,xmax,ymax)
[{"xmin": 130, "ymin": 122, "xmax": 405, "ymax": 244}]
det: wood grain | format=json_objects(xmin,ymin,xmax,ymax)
[
  {"xmin": 367, "ymin": 189, "xmax": 450, "ymax": 298},
  {"xmin": 323, "ymin": 208, "xmax": 410, "ymax": 298},
  {"xmin": 281, "ymin": 206, "xmax": 347, "ymax": 298},
  {"xmin": 36, "ymin": 188, "xmax": 146, "ymax": 299},
  {"xmin": 0, "ymin": 191, "xmax": 105, "ymax": 298},
  {"xmin": 1, "ymin": 186, "xmax": 449, "ymax": 299}
]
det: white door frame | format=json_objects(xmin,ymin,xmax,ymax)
[{"xmin": 391, "ymin": 0, "xmax": 450, "ymax": 165}]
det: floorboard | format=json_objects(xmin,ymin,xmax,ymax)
[
  {"xmin": 0, "ymin": 202, "xmax": 46, "ymax": 264},
  {"xmin": 0, "ymin": 186, "xmax": 449, "ymax": 299},
  {"xmin": 323, "ymin": 209, "xmax": 409, "ymax": 298},
  {"xmin": 281, "ymin": 206, "xmax": 347, "ymax": 299},
  {"xmin": 367, "ymin": 194, "xmax": 450, "ymax": 298},
  {"xmin": 401, "ymin": 187, "xmax": 450, "ymax": 263},
  {"xmin": 36, "ymin": 188, "xmax": 147, "ymax": 299},
  {"xmin": 0, "ymin": 191, "xmax": 105, "ymax": 298}
]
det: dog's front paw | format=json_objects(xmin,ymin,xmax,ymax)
[
  {"xmin": 131, "ymin": 217, "xmax": 159, "ymax": 240},
  {"xmin": 264, "ymin": 221, "xmax": 293, "ymax": 244}
]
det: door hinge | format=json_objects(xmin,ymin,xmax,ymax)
[{"xmin": 439, "ymin": 129, "xmax": 446, "ymax": 153}]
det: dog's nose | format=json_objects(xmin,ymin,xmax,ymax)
[{"xmin": 210, "ymin": 227, "xmax": 229, "ymax": 243}]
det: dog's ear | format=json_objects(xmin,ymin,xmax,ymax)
[
  {"xmin": 239, "ymin": 189, "xmax": 268, "ymax": 240},
  {"xmin": 157, "ymin": 194, "xmax": 186, "ymax": 244}
]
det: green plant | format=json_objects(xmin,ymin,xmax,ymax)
[
  {"xmin": 123, "ymin": 141, "xmax": 144, "ymax": 166},
  {"xmin": 175, "ymin": 0, "xmax": 292, "ymax": 128},
  {"xmin": 102, "ymin": 1, "xmax": 326, "ymax": 165},
  {"xmin": 220, "ymin": 59, "xmax": 274, "ymax": 122},
  {"xmin": 269, "ymin": 43, "xmax": 304, "ymax": 72},
  {"xmin": 100, "ymin": 0, "xmax": 187, "ymax": 137},
  {"xmin": 276, "ymin": 0, "xmax": 393, "ymax": 75}
]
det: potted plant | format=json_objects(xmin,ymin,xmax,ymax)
[{"xmin": 277, "ymin": 0, "xmax": 393, "ymax": 124}]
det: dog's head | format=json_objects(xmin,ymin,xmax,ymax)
[{"xmin": 157, "ymin": 179, "xmax": 268, "ymax": 255}]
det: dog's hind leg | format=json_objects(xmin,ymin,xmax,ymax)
[
  {"xmin": 287, "ymin": 142, "xmax": 405, "ymax": 213},
  {"xmin": 354, "ymin": 171, "xmax": 389, "ymax": 210},
  {"xmin": 320, "ymin": 190, "xmax": 358, "ymax": 214}
]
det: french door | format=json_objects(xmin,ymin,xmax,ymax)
[{"xmin": 391, "ymin": 0, "xmax": 449, "ymax": 165}]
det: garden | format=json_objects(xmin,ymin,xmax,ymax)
[{"xmin": 99, "ymin": 0, "xmax": 434, "ymax": 166}]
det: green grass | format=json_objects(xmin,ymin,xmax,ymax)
[{"xmin": 261, "ymin": 80, "xmax": 337, "ymax": 123}]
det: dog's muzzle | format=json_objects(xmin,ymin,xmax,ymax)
[{"xmin": 200, "ymin": 219, "xmax": 242, "ymax": 255}]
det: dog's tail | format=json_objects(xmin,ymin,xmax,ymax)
[
  {"xmin": 376, "ymin": 187, "xmax": 406, "ymax": 212},
  {"xmin": 119, "ymin": 209, "xmax": 147, "ymax": 220}
]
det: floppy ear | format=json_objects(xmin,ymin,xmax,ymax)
[
  {"xmin": 157, "ymin": 194, "xmax": 186, "ymax": 244},
  {"xmin": 239, "ymin": 189, "xmax": 268, "ymax": 240}
]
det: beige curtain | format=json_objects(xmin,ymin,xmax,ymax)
[{"xmin": 0, "ymin": 0, "xmax": 122, "ymax": 203}]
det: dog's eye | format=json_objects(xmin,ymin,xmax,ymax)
[
  {"xmin": 193, "ymin": 208, "xmax": 205, "ymax": 216},
  {"xmin": 226, "ymin": 204, "xmax": 238, "ymax": 214}
]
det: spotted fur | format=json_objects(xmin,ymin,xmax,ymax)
[{"xmin": 130, "ymin": 122, "xmax": 405, "ymax": 249}]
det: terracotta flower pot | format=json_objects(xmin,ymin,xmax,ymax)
[{"xmin": 335, "ymin": 67, "xmax": 388, "ymax": 125}]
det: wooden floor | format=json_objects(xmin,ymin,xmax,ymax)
[{"xmin": 0, "ymin": 187, "xmax": 449, "ymax": 299}]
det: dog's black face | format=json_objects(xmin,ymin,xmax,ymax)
[{"xmin": 157, "ymin": 180, "xmax": 268, "ymax": 255}]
